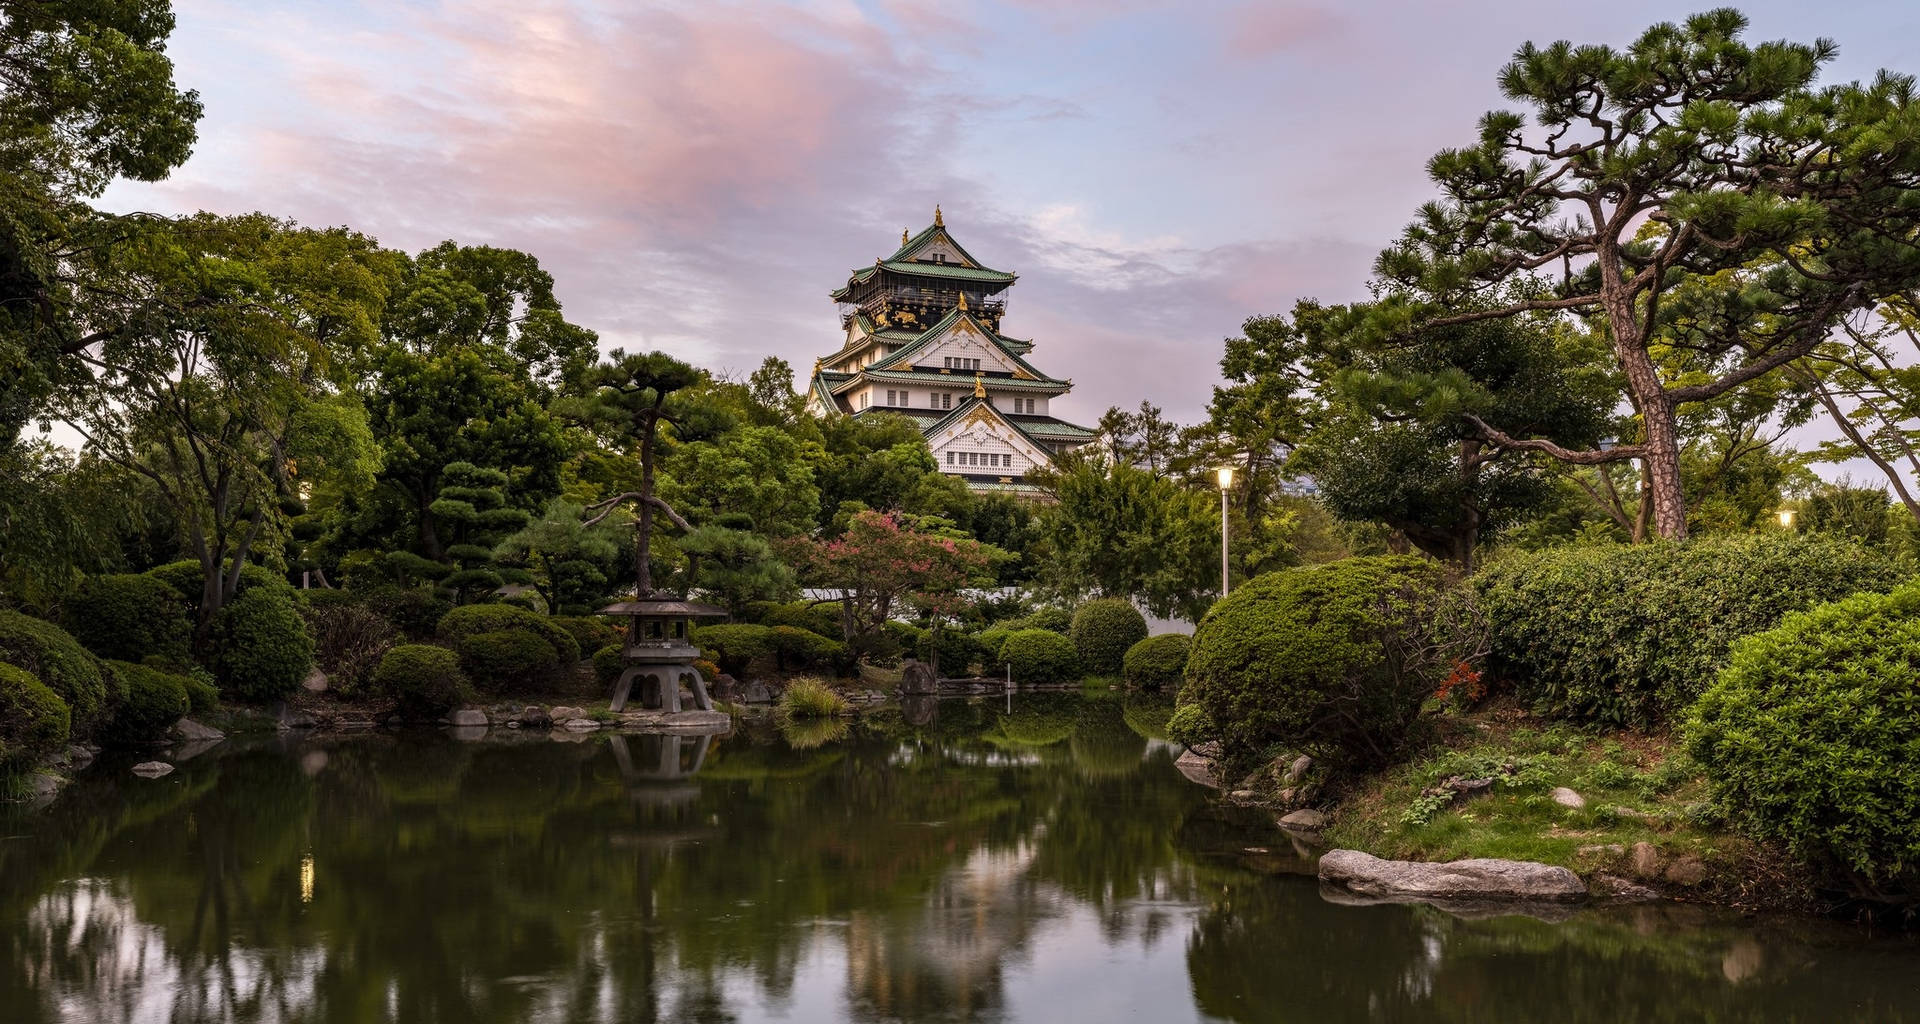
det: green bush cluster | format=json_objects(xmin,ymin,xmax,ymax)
[
  {"xmin": 0, "ymin": 609, "xmax": 117, "ymax": 735},
  {"xmin": 61, "ymin": 574, "xmax": 192, "ymax": 662},
  {"xmin": 145, "ymin": 559, "xmax": 282, "ymax": 603},
  {"xmin": 372, "ymin": 644, "xmax": 470, "ymax": 719},
  {"xmin": 211, "ymin": 587, "xmax": 315, "ymax": 701},
  {"xmin": 999, "ymin": 628, "xmax": 1081, "ymax": 684},
  {"xmin": 593, "ymin": 643, "xmax": 626, "ymax": 685},
  {"xmin": 455, "ymin": 630, "xmax": 561, "ymax": 691},
  {"xmin": 1686, "ymin": 581, "xmax": 1920, "ymax": 884},
  {"xmin": 1477, "ymin": 535, "xmax": 1904, "ymax": 727},
  {"xmin": 769, "ymin": 625, "xmax": 843, "ymax": 671},
  {"xmin": 103, "ymin": 661, "xmax": 190, "ymax": 745},
  {"xmin": 1182, "ymin": 556, "xmax": 1448, "ymax": 771},
  {"xmin": 436, "ymin": 603, "xmax": 581, "ymax": 664},
  {"xmin": 0, "ymin": 663, "xmax": 70, "ymax": 770},
  {"xmin": 920, "ymin": 628, "xmax": 981, "ymax": 677},
  {"xmin": 1071, "ymin": 598, "xmax": 1149, "ymax": 676},
  {"xmin": 692, "ymin": 624, "xmax": 773, "ymax": 677},
  {"xmin": 976, "ymin": 628, "xmax": 1012, "ymax": 666},
  {"xmin": 1012, "ymin": 607, "xmax": 1072, "ymax": 634},
  {"xmin": 1123, "ymin": 634, "xmax": 1190, "ymax": 689},
  {"xmin": 298, "ymin": 600, "xmax": 397, "ymax": 695},
  {"xmin": 359, "ymin": 586, "xmax": 454, "ymax": 640},
  {"xmin": 762, "ymin": 601, "xmax": 843, "ymax": 639},
  {"xmin": 553, "ymin": 615, "xmax": 621, "ymax": 655}
]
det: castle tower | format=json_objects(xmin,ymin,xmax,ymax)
[{"xmin": 805, "ymin": 208, "xmax": 1095, "ymax": 493}]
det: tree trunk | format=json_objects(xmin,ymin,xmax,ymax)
[{"xmin": 1615, "ymin": 338, "xmax": 1689, "ymax": 540}]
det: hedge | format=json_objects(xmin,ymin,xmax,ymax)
[
  {"xmin": 1123, "ymin": 634, "xmax": 1190, "ymax": 689},
  {"xmin": 454, "ymin": 630, "xmax": 557, "ymax": 691},
  {"xmin": 103, "ymin": 661, "xmax": 190, "ymax": 745},
  {"xmin": 692, "ymin": 624, "xmax": 774, "ymax": 677},
  {"xmin": 1071, "ymin": 598, "xmax": 1149, "ymax": 676},
  {"xmin": 436, "ymin": 604, "xmax": 581, "ymax": 665},
  {"xmin": 373, "ymin": 644, "xmax": 470, "ymax": 719},
  {"xmin": 1686, "ymin": 581, "xmax": 1920, "ymax": 884},
  {"xmin": 1182, "ymin": 556, "xmax": 1448, "ymax": 771},
  {"xmin": 999, "ymin": 628, "xmax": 1081, "ymax": 684},
  {"xmin": 0, "ymin": 663, "xmax": 70, "ymax": 770},
  {"xmin": 769, "ymin": 625, "xmax": 844, "ymax": 671},
  {"xmin": 553, "ymin": 615, "xmax": 621, "ymax": 655},
  {"xmin": 211, "ymin": 587, "xmax": 315, "ymax": 701},
  {"xmin": 1015, "ymin": 607, "xmax": 1073, "ymax": 634},
  {"xmin": 0, "ymin": 610, "xmax": 116, "ymax": 737},
  {"xmin": 1477, "ymin": 535, "xmax": 1904, "ymax": 727},
  {"xmin": 62, "ymin": 574, "xmax": 192, "ymax": 662}
]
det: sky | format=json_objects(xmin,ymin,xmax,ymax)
[{"xmin": 101, "ymin": 0, "xmax": 1920, "ymax": 432}]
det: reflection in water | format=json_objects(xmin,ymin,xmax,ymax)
[{"xmin": 2, "ymin": 693, "xmax": 1918, "ymax": 1023}]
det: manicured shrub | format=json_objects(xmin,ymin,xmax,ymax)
[
  {"xmin": 1477, "ymin": 535, "xmax": 1904, "ymax": 727},
  {"xmin": 1071, "ymin": 598, "xmax": 1149, "ymax": 677},
  {"xmin": 298, "ymin": 601, "xmax": 397, "ymax": 695},
  {"xmin": 61, "ymin": 574, "xmax": 192, "ymax": 662},
  {"xmin": 455, "ymin": 630, "xmax": 561, "ymax": 691},
  {"xmin": 1164, "ymin": 701, "xmax": 1215, "ymax": 751},
  {"xmin": 372, "ymin": 644, "xmax": 471, "ymax": 719},
  {"xmin": 103, "ymin": 661, "xmax": 190, "ymax": 745},
  {"xmin": 144, "ymin": 559, "xmax": 284, "ymax": 602},
  {"xmin": 921, "ymin": 628, "xmax": 981, "ymax": 677},
  {"xmin": 436, "ymin": 603, "xmax": 581, "ymax": 665},
  {"xmin": 692, "ymin": 624, "xmax": 774, "ymax": 677},
  {"xmin": 764, "ymin": 601, "xmax": 844, "ymax": 639},
  {"xmin": 0, "ymin": 663, "xmax": 70, "ymax": 770},
  {"xmin": 1686, "ymin": 581, "xmax": 1920, "ymax": 884},
  {"xmin": 976, "ymin": 628, "xmax": 1012, "ymax": 665},
  {"xmin": 0, "ymin": 610, "xmax": 115, "ymax": 736},
  {"xmin": 179, "ymin": 666, "xmax": 219, "ymax": 716},
  {"xmin": 884, "ymin": 620, "xmax": 928, "ymax": 653},
  {"xmin": 360, "ymin": 586, "xmax": 454, "ymax": 640},
  {"xmin": 593, "ymin": 643, "xmax": 626, "ymax": 685},
  {"xmin": 211, "ymin": 587, "xmax": 315, "ymax": 701},
  {"xmin": 553, "ymin": 615, "xmax": 621, "ymax": 655},
  {"xmin": 1123, "ymin": 634, "xmax": 1191, "ymax": 689},
  {"xmin": 1017, "ymin": 606, "xmax": 1073, "ymax": 634},
  {"xmin": 769, "ymin": 625, "xmax": 844, "ymax": 671},
  {"xmin": 777, "ymin": 676, "xmax": 847, "ymax": 719},
  {"xmin": 999, "ymin": 628, "xmax": 1081, "ymax": 684},
  {"xmin": 693, "ymin": 658, "xmax": 720, "ymax": 681},
  {"xmin": 1183, "ymin": 556, "xmax": 1449, "ymax": 771}
]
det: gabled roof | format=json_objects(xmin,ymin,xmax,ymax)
[
  {"xmin": 923, "ymin": 394, "xmax": 1090, "ymax": 458},
  {"xmin": 872, "ymin": 306, "xmax": 1062, "ymax": 382},
  {"xmin": 889, "ymin": 211, "xmax": 1004, "ymax": 274}
]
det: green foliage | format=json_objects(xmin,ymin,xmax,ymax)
[
  {"xmin": 210, "ymin": 587, "xmax": 315, "ymax": 702},
  {"xmin": 435, "ymin": 603, "xmax": 580, "ymax": 664},
  {"xmin": 372, "ymin": 644, "xmax": 471, "ymax": 719},
  {"xmin": 552, "ymin": 616, "xmax": 621, "ymax": 655},
  {"xmin": 1070, "ymin": 598, "xmax": 1148, "ymax": 676},
  {"xmin": 1476, "ymin": 535, "xmax": 1903, "ymax": 727},
  {"xmin": 921, "ymin": 628, "xmax": 981, "ymax": 677},
  {"xmin": 1164, "ymin": 702, "xmax": 1215, "ymax": 750},
  {"xmin": 492, "ymin": 499, "xmax": 622, "ymax": 615},
  {"xmin": 679, "ymin": 525, "xmax": 797, "ymax": 616},
  {"xmin": 691, "ymin": 624, "xmax": 774, "ymax": 677},
  {"xmin": 60, "ymin": 573, "xmax": 192, "ymax": 662},
  {"xmin": 1122, "ymin": 634, "xmax": 1191, "ymax": 690},
  {"xmin": 359, "ymin": 586, "xmax": 453, "ymax": 640},
  {"xmin": 999, "ymin": 628, "xmax": 1081, "ymax": 684},
  {"xmin": 0, "ymin": 663, "xmax": 70, "ymax": 770},
  {"xmin": 298, "ymin": 600, "xmax": 397, "ymax": 695},
  {"xmin": 592, "ymin": 643, "xmax": 625, "ymax": 685},
  {"xmin": 664, "ymin": 424, "xmax": 822, "ymax": 538},
  {"xmin": 763, "ymin": 601, "xmax": 842, "ymax": 639},
  {"xmin": 179, "ymin": 666, "xmax": 218, "ymax": 716},
  {"xmin": 1686, "ymin": 582, "xmax": 1920, "ymax": 884},
  {"xmin": 1015, "ymin": 607, "xmax": 1073, "ymax": 634},
  {"xmin": 975, "ymin": 627, "xmax": 1012, "ymax": 665},
  {"xmin": 144, "ymin": 559, "xmax": 280, "ymax": 602},
  {"xmin": 1183, "ymin": 556, "xmax": 1449, "ymax": 771},
  {"xmin": 454, "ymin": 630, "xmax": 560, "ymax": 692},
  {"xmin": 1031, "ymin": 453, "xmax": 1222, "ymax": 621},
  {"xmin": 768, "ymin": 625, "xmax": 843, "ymax": 671},
  {"xmin": 102, "ymin": 661, "xmax": 189, "ymax": 745},
  {"xmin": 0, "ymin": 609, "xmax": 114, "ymax": 736},
  {"xmin": 777, "ymin": 677, "xmax": 847, "ymax": 720}
]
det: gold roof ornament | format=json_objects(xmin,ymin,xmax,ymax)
[
  {"xmin": 934, "ymin": 204, "xmax": 943, "ymax": 227},
  {"xmin": 901, "ymin": 227, "xmax": 909, "ymax": 246},
  {"xmin": 973, "ymin": 374, "xmax": 986, "ymax": 398},
  {"xmin": 956, "ymin": 290, "xmax": 969, "ymax": 311},
  {"xmin": 812, "ymin": 358, "xmax": 822, "ymax": 375}
]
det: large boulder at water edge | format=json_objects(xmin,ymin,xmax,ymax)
[{"xmin": 1319, "ymin": 850, "xmax": 1587, "ymax": 904}]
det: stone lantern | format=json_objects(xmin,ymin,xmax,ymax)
[{"xmin": 598, "ymin": 598, "xmax": 728, "ymax": 712}]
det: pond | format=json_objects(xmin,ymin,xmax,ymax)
[{"xmin": 3, "ymin": 692, "xmax": 1918, "ymax": 1023}]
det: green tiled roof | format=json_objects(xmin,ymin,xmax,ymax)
[
  {"xmin": 876, "ymin": 259, "xmax": 1015, "ymax": 283},
  {"xmin": 888, "ymin": 221, "xmax": 1003, "ymax": 274},
  {"xmin": 1008, "ymin": 415, "xmax": 1096, "ymax": 439},
  {"xmin": 873, "ymin": 307, "xmax": 1062, "ymax": 382},
  {"xmin": 853, "ymin": 369, "xmax": 1070, "ymax": 393}
]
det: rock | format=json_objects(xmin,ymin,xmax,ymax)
[
  {"xmin": 1229, "ymin": 789, "xmax": 1260, "ymax": 802},
  {"xmin": 449, "ymin": 708, "xmax": 489, "ymax": 728},
  {"xmin": 548, "ymin": 706, "xmax": 586, "ymax": 722},
  {"xmin": 1279, "ymin": 808, "xmax": 1329, "ymax": 831},
  {"xmin": 513, "ymin": 706, "xmax": 551, "ymax": 729},
  {"xmin": 1173, "ymin": 748, "xmax": 1218, "ymax": 789},
  {"xmin": 898, "ymin": 658, "xmax": 938, "ymax": 695},
  {"xmin": 658, "ymin": 710, "xmax": 732, "ymax": 731},
  {"xmin": 561, "ymin": 717, "xmax": 601, "ymax": 731},
  {"xmin": 741, "ymin": 681, "xmax": 774, "ymax": 704},
  {"xmin": 1630, "ymin": 841, "xmax": 1664, "ymax": 880},
  {"xmin": 27, "ymin": 772, "xmax": 62, "ymax": 800},
  {"xmin": 1592, "ymin": 873, "xmax": 1661, "ymax": 903},
  {"xmin": 1664, "ymin": 855, "xmax": 1709, "ymax": 886},
  {"xmin": 65, "ymin": 745, "xmax": 96, "ymax": 770},
  {"xmin": 299, "ymin": 750, "xmax": 329, "ymax": 776},
  {"xmin": 1319, "ymin": 849, "xmax": 1588, "ymax": 904},
  {"xmin": 301, "ymin": 667, "xmax": 329, "ymax": 693},
  {"xmin": 1285, "ymin": 755, "xmax": 1313, "ymax": 785},
  {"xmin": 1550, "ymin": 787, "xmax": 1587, "ymax": 809},
  {"xmin": 1577, "ymin": 844, "xmax": 1625, "ymax": 858},
  {"xmin": 1277, "ymin": 787, "xmax": 1297, "ymax": 805},
  {"xmin": 272, "ymin": 701, "xmax": 317, "ymax": 731},
  {"xmin": 1612, "ymin": 805, "xmax": 1658, "ymax": 823},
  {"xmin": 130, "ymin": 761, "xmax": 174, "ymax": 778},
  {"xmin": 710, "ymin": 673, "xmax": 739, "ymax": 701},
  {"xmin": 171, "ymin": 718, "xmax": 225, "ymax": 742}
]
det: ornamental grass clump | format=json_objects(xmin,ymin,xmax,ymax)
[
  {"xmin": 777, "ymin": 676, "xmax": 847, "ymax": 720},
  {"xmin": 1071, "ymin": 598, "xmax": 1149, "ymax": 677},
  {"xmin": 1181, "ymin": 556, "xmax": 1450, "ymax": 773},
  {"xmin": 1686, "ymin": 581, "xmax": 1920, "ymax": 888}
]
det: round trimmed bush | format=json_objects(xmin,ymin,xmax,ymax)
[
  {"xmin": 553, "ymin": 616, "xmax": 621, "ymax": 655},
  {"xmin": 1183, "ymin": 556, "xmax": 1448, "ymax": 771},
  {"xmin": 593, "ymin": 643, "xmax": 625, "ymax": 685},
  {"xmin": 770, "ymin": 625, "xmax": 844, "ymax": 671},
  {"xmin": 361, "ymin": 586, "xmax": 454, "ymax": 640},
  {"xmin": 373, "ymin": 644, "xmax": 470, "ymax": 719},
  {"xmin": 211, "ymin": 587, "xmax": 315, "ymax": 701},
  {"xmin": 455, "ymin": 630, "xmax": 559, "ymax": 691},
  {"xmin": 976, "ymin": 628, "xmax": 1012, "ymax": 665},
  {"xmin": 1017, "ymin": 607, "xmax": 1073, "ymax": 634},
  {"xmin": 0, "ymin": 663, "xmax": 70, "ymax": 769},
  {"xmin": 179, "ymin": 667, "xmax": 219, "ymax": 716},
  {"xmin": 144, "ymin": 559, "xmax": 283, "ymax": 603},
  {"xmin": 436, "ymin": 604, "xmax": 580, "ymax": 665},
  {"xmin": 0, "ymin": 610, "xmax": 115, "ymax": 736},
  {"xmin": 692, "ymin": 624, "xmax": 774, "ymax": 677},
  {"xmin": 999, "ymin": 628, "xmax": 1081, "ymax": 684},
  {"xmin": 62, "ymin": 574, "xmax": 192, "ymax": 662},
  {"xmin": 1686, "ymin": 581, "xmax": 1920, "ymax": 884},
  {"xmin": 1477, "ymin": 535, "xmax": 1903, "ymax": 727},
  {"xmin": 764, "ymin": 601, "xmax": 844, "ymax": 639},
  {"xmin": 1164, "ymin": 701, "xmax": 1215, "ymax": 750},
  {"xmin": 1123, "ymin": 634, "xmax": 1191, "ymax": 690},
  {"xmin": 103, "ymin": 661, "xmax": 190, "ymax": 745},
  {"xmin": 1071, "ymin": 599, "xmax": 1148, "ymax": 676}
]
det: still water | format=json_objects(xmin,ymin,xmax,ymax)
[{"xmin": 3, "ymin": 693, "xmax": 1918, "ymax": 1023}]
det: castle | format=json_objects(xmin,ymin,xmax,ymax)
[{"xmin": 805, "ymin": 207, "xmax": 1094, "ymax": 493}]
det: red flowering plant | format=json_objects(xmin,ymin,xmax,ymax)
[{"xmin": 781, "ymin": 510, "xmax": 1000, "ymax": 662}]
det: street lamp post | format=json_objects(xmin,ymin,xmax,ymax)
[{"xmin": 1216, "ymin": 465, "xmax": 1235, "ymax": 598}]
